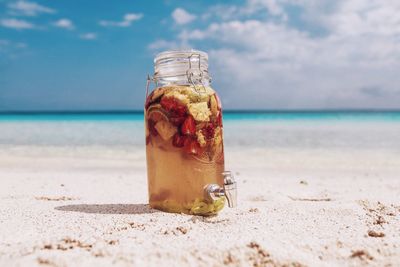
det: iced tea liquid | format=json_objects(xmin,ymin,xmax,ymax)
[{"xmin": 145, "ymin": 85, "xmax": 225, "ymax": 215}]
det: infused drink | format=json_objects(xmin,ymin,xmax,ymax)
[{"xmin": 145, "ymin": 50, "xmax": 231, "ymax": 216}]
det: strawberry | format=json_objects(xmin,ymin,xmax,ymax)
[
  {"xmin": 172, "ymin": 133, "xmax": 185, "ymax": 147},
  {"xmin": 172, "ymin": 105, "xmax": 187, "ymax": 117},
  {"xmin": 169, "ymin": 116, "xmax": 186, "ymax": 126},
  {"xmin": 184, "ymin": 137, "xmax": 202, "ymax": 155},
  {"xmin": 181, "ymin": 115, "xmax": 196, "ymax": 135},
  {"xmin": 160, "ymin": 97, "xmax": 187, "ymax": 117},
  {"xmin": 147, "ymin": 119, "xmax": 158, "ymax": 136},
  {"xmin": 160, "ymin": 96, "xmax": 174, "ymax": 110},
  {"xmin": 202, "ymin": 123, "xmax": 215, "ymax": 139}
]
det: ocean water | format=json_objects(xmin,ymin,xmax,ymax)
[{"xmin": 0, "ymin": 111, "xmax": 400, "ymax": 151}]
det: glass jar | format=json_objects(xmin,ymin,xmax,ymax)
[{"xmin": 144, "ymin": 50, "xmax": 236, "ymax": 216}]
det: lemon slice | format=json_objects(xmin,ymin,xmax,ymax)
[
  {"xmin": 147, "ymin": 104, "xmax": 168, "ymax": 122},
  {"xmin": 155, "ymin": 120, "xmax": 177, "ymax": 141}
]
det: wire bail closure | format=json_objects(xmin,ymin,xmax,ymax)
[
  {"xmin": 145, "ymin": 74, "xmax": 153, "ymax": 100},
  {"xmin": 186, "ymin": 53, "xmax": 207, "ymax": 94}
]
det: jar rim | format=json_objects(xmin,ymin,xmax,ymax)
[{"xmin": 154, "ymin": 49, "xmax": 208, "ymax": 64}]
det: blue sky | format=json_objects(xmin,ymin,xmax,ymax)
[{"xmin": 1, "ymin": 0, "xmax": 400, "ymax": 111}]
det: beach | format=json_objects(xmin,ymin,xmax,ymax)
[{"xmin": 0, "ymin": 114, "xmax": 400, "ymax": 266}]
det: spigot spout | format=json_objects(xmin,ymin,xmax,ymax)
[
  {"xmin": 204, "ymin": 171, "xmax": 237, "ymax": 209},
  {"xmin": 204, "ymin": 184, "xmax": 225, "ymax": 201}
]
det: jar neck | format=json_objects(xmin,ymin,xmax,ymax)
[{"xmin": 153, "ymin": 50, "xmax": 211, "ymax": 87}]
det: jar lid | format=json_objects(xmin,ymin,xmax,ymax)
[{"xmin": 153, "ymin": 49, "xmax": 210, "ymax": 84}]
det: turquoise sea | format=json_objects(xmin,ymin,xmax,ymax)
[
  {"xmin": 1, "ymin": 111, "xmax": 400, "ymax": 122},
  {"xmin": 0, "ymin": 111, "xmax": 400, "ymax": 151}
]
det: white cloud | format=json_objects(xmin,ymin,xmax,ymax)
[
  {"xmin": 179, "ymin": 29, "xmax": 206, "ymax": 41},
  {"xmin": 324, "ymin": 1, "xmax": 400, "ymax": 36},
  {"xmin": 8, "ymin": 0, "xmax": 55, "ymax": 16},
  {"xmin": 201, "ymin": 0, "xmax": 287, "ymax": 22},
  {"xmin": 154, "ymin": 0, "xmax": 400, "ymax": 109},
  {"xmin": 53, "ymin": 19, "xmax": 74, "ymax": 30},
  {"xmin": 148, "ymin": 39, "xmax": 176, "ymax": 50},
  {"xmin": 172, "ymin": 8, "xmax": 196, "ymax": 25},
  {"xmin": 148, "ymin": 39, "xmax": 179, "ymax": 51},
  {"xmin": 80, "ymin": 33, "xmax": 97, "ymax": 40},
  {"xmin": 124, "ymin": 13, "xmax": 142, "ymax": 22},
  {"xmin": 99, "ymin": 13, "xmax": 143, "ymax": 27},
  {"xmin": 0, "ymin": 18, "xmax": 35, "ymax": 30},
  {"xmin": 244, "ymin": 0, "xmax": 288, "ymax": 20}
]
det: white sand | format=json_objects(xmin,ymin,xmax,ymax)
[{"xmin": 0, "ymin": 145, "xmax": 399, "ymax": 267}]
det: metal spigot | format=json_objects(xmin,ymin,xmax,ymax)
[
  {"xmin": 204, "ymin": 171, "xmax": 237, "ymax": 208},
  {"xmin": 222, "ymin": 171, "xmax": 237, "ymax": 208}
]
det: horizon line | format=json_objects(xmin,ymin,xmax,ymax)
[{"xmin": 1, "ymin": 109, "xmax": 400, "ymax": 115}]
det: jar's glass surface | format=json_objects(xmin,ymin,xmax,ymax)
[{"xmin": 145, "ymin": 50, "xmax": 225, "ymax": 216}]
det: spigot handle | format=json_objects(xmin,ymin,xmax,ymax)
[{"xmin": 222, "ymin": 171, "xmax": 237, "ymax": 208}]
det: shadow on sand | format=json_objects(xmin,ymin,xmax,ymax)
[{"xmin": 55, "ymin": 203, "xmax": 157, "ymax": 215}]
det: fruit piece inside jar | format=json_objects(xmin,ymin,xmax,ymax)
[{"xmin": 145, "ymin": 85, "xmax": 225, "ymax": 215}]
